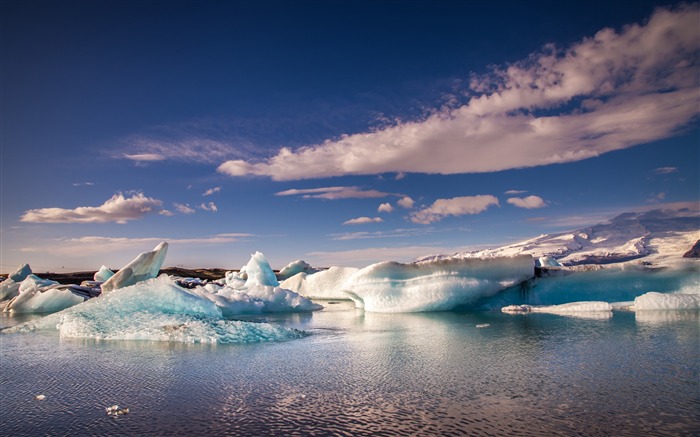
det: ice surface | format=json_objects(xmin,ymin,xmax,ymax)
[
  {"xmin": 8, "ymin": 276, "xmax": 308, "ymax": 344},
  {"xmin": 94, "ymin": 265, "xmax": 115, "ymax": 282},
  {"xmin": 101, "ymin": 242, "xmax": 168, "ymax": 293},
  {"xmin": 277, "ymin": 260, "xmax": 319, "ymax": 280},
  {"xmin": 280, "ymin": 266, "xmax": 359, "ymax": 299},
  {"xmin": 633, "ymin": 291, "xmax": 700, "ymax": 310},
  {"xmin": 244, "ymin": 251, "xmax": 279, "ymax": 287},
  {"xmin": 341, "ymin": 255, "xmax": 534, "ymax": 312}
]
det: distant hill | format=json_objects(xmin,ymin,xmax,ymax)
[{"xmin": 420, "ymin": 207, "xmax": 700, "ymax": 267}]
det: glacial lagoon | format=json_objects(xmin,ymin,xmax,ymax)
[{"xmin": 1, "ymin": 300, "xmax": 698, "ymax": 436}]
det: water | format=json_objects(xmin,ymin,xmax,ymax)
[{"xmin": 1, "ymin": 302, "xmax": 698, "ymax": 436}]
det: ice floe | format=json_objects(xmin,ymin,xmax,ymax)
[{"xmin": 633, "ymin": 291, "xmax": 700, "ymax": 310}]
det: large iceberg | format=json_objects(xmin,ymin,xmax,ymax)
[
  {"xmin": 9, "ymin": 276, "xmax": 307, "ymax": 344},
  {"xmin": 341, "ymin": 255, "xmax": 534, "ymax": 312},
  {"xmin": 101, "ymin": 242, "xmax": 168, "ymax": 293},
  {"xmin": 280, "ymin": 266, "xmax": 359, "ymax": 300}
]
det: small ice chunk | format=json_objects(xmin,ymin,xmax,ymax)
[
  {"xmin": 502, "ymin": 301, "xmax": 613, "ymax": 314},
  {"xmin": 277, "ymin": 260, "xmax": 319, "ymax": 280},
  {"xmin": 94, "ymin": 265, "xmax": 115, "ymax": 282},
  {"xmin": 35, "ymin": 394, "xmax": 46, "ymax": 401}
]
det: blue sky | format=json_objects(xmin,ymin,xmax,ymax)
[{"xmin": 2, "ymin": 0, "xmax": 698, "ymax": 272}]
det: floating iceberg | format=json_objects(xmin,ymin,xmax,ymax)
[
  {"xmin": 502, "ymin": 301, "xmax": 613, "ymax": 319},
  {"xmin": 2, "ymin": 274, "xmax": 85, "ymax": 314},
  {"xmin": 277, "ymin": 260, "xmax": 320, "ymax": 281},
  {"xmin": 8, "ymin": 276, "xmax": 308, "ymax": 344},
  {"xmin": 101, "ymin": 242, "xmax": 168, "ymax": 293},
  {"xmin": 633, "ymin": 291, "xmax": 700, "ymax": 310},
  {"xmin": 280, "ymin": 266, "xmax": 359, "ymax": 300},
  {"xmin": 0, "ymin": 264, "xmax": 33, "ymax": 302},
  {"xmin": 196, "ymin": 252, "xmax": 322, "ymax": 316},
  {"xmin": 341, "ymin": 255, "xmax": 534, "ymax": 312},
  {"xmin": 94, "ymin": 265, "xmax": 115, "ymax": 282}
]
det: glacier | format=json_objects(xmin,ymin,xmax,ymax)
[{"xmin": 340, "ymin": 255, "xmax": 534, "ymax": 312}]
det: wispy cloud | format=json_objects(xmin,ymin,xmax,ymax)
[
  {"xmin": 331, "ymin": 227, "xmax": 442, "ymax": 241},
  {"xmin": 507, "ymin": 195, "xmax": 547, "ymax": 209},
  {"xmin": 652, "ymin": 167, "xmax": 679, "ymax": 175},
  {"xmin": 120, "ymin": 137, "xmax": 246, "ymax": 165},
  {"xmin": 20, "ymin": 193, "xmax": 163, "ymax": 224},
  {"xmin": 174, "ymin": 203, "xmax": 196, "ymax": 214},
  {"xmin": 20, "ymin": 234, "xmax": 254, "ymax": 257},
  {"xmin": 123, "ymin": 153, "xmax": 166, "ymax": 162},
  {"xmin": 203, "ymin": 186, "xmax": 221, "ymax": 196},
  {"xmin": 200, "ymin": 202, "xmax": 218, "ymax": 212},
  {"xmin": 72, "ymin": 182, "xmax": 95, "ymax": 187},
  {"xmin": 217, "ymin": 5, "xmax": 700, "ymax": 181},
  {"xmin": 342, "ymin": 216, "xmax": 383, "ymax": 225},
  {"xmin": 275, "ymin": 186, "xmax": 392, "ymax": 200},
  {"xmin": 410, "ymin": 195, "xmax": 499, "ymax": 224},
  {"xmin": 505, "ymin": 189, "xmax": 527, "ymax": 195}
]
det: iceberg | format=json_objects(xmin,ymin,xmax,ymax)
[
  {"xmin": 3, "ymin": 275, "xmax": 83, "ymax": 314},
  {"xmin": 198, "ymin": 252, "xmax": 322, "ymax": 315},
  {"xmin": 0, "ymin": 264, "xmax": 33, "ymax": 302},
  {"xmin": 101, "ymin": 242, "xmax": 168, "ymax": 293},
  {"xmin": 7, "ymin": 276, "xmax": 308, "ymax": 344},
  {"xmin": 341, "ymin": 255, "xmax": 534, "ymax": 312},
  {"xmin": 633, "ymin": 291, "xmax": 700, "ymax": 310},
  {"xmin": 501, "ymin": 301, "xmax": 613, "ymax": 319},
  {"xmin": 280, "ymin": 266, "xmax": 359, "ymax": 300},
  {"xmin": 277, "ymin": 260, "xmax": 320, "ymax": 280},
  {"xmin": 94, "ymin": 265, "xmax": 115, "ymax": 282}
]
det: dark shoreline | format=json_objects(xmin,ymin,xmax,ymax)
[{"xmin": 9, "ymin": 267, "xmax": 231, "ymax": 285}]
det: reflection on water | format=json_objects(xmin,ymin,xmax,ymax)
[{"xmin": 1, "ymin": 303, "xmax": 699, "ymax": 436}]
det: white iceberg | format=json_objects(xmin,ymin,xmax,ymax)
[
  {"xmin": 280, "ymin": 266, "xmax": 359, "ymax": 300},
  {"xmin": 196, "ymin": 252, "xmax": 322, "ymax": 315},
  {"xmin": 0, "ymin": 264, "xmax": 33, "ymax": 302},
  {"xmin": 3, "ymin": 275, "xmax": 83, "ymax": 314},
  {"xmin": 8, "ymin": 276, "xmax": 308, "ymax": 344},
  {"xmin": 277, "ymin": 260, "xmax": 319, "ymax": 281},
  {"xmin": 501, "ymin": 301, "xmax": 613, "ymax": 319},
  {"xmin": 633, "ymin": 292, "xmax": 700, "ymax": 310},
  {"xmin": 341, "ymin": 255, "xmax": 534, "ymax": 312},
  {"xmin": 101, "ymin": 242, "xmax": 168, "ymax": 293},
  {"xmin": 94, "ymin": 265, "xmax": 115, "ymax": 282}
]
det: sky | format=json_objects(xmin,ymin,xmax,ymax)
[{"xmin": 1, "ymin": 0, "xmax": 699, "ymax": 272}]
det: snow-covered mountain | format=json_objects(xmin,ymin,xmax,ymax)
[{"xmin": 421, "ymin": 207, "xmax": 700, "ymax": 268}]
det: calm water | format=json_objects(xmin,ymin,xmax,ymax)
[{"xmin": 1, "ymin": 302, "xmax": 698, "ymax": 436}]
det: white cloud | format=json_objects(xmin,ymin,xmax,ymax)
[
  {"xmin": 378, "ymin": 202, "xmax": 393, "ymax": 213},
  {"xmin": 121, "ymin": 137, "xmax": 245, "ymax": 164},
  {"xmin": 72, "ymin": 182, "xmax": 95, "ymax": 187},
  {"xmin": 20, "ymin": 193, "xmax": 163, "ymax": 224},
  {"xmin": 505, "ymin": 189, "xmax": 527, "ymax": 195},
  {"xmin": 20, "ymin": 234, "xmax": 253, "ymax": 257},
  {"xmin": 217, "ymin": 5, "xmax": 700, "ymax": 181},
  {"xmin": 397, "ymin": 196, "xmax": 415, "ymax": 209},
  {"xmin": 174, "ymin": 203, "xmax": 195, "ymax": 214},
  {"xmin": 652, "ymin": 167, "xmax": 678, "ymax": 175},
  {"xmin": 507, "ymin": 195, "xmax": 547, "ymax": 209},
  {"xmin": 343, "ymin": 216, "xmax": 384, "ymax": 225},
  {"xmin": 275, "ymin": 186, "xmax": 391, "ymax": 200},
  {"xmin": 200, "ymin": 202, "xmax": 218, "ymax": 212},
  {"xmin": 410, "ymin": 195, "xmax": 499, "ymax": 224},
  {"xmin": 123, "ymin": 153, "xmax": 166, "ymax": 162},
  {"xmin": 203, "ymin": 187, "xmax": 221, "ymax": 196}
]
